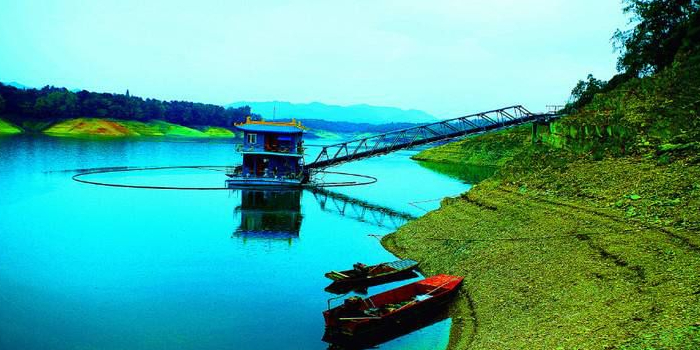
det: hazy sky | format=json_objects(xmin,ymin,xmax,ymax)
[{"xmin": 0, "ymin": 1, "xmax": 629, "ymax": 117}]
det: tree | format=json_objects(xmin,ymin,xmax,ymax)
[
  {"xmin": 143, "ymin": 98, "xmax": 165, "ymax": 120},
  {"xmin": 564, "ymin": 74, "xmax": 607, "ymax": 113},
  {"xmin": 80, "ymin": 94, "xmax": 111, "ymax": 117},
  {"xmin": 613, "ymin": 0, "xmax": 700, "ymax": 76},
  {"xmin": 33, "ymin": 90, "xmax": 78, "ymax": 119},
  {"xmin": 0, "ymin": 82, "xmax": 252, "ymax": 126},
  {"xmin": 680, "ymin": 7, "xmax": 700, "ymax": 54}
]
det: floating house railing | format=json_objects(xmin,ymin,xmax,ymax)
[{"xmin": 236, "ymin": 144, "xmax": 303, "ymax": 155}]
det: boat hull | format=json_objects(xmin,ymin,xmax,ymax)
[
  {"xmin": 323, "ymin": 275, "xmax": 463, "ymax": 338},
  {"xmin": 325, "ymin": 269, "xmax": 419, "ymax": 295}
]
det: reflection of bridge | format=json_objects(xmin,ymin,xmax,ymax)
[
  {"xmin": 309, "ymin": 188, "xmax": 417, "ymax": 229},
  {"xmin": 306, "ymin": 105, "xmax": 558, "ymax": 170},
  {"xmin": 231, "ymin": 188, "xmax": 414, "ymax": 243}
]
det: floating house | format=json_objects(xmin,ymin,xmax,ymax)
[{"xmin": 227, "ymin": 117, "xmax": 306, "ymax": 187}]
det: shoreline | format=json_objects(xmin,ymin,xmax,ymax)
[
  {"xmin": 0, "ymin": 116, "xmax": 239, "ymax": 139},
  {"xmin": 382, "ymin": 128, "xmax": 700, "ymax": 349},
  {"xmin": 0, "ymin": 116, "xmax": 379, "ymax": 141}
]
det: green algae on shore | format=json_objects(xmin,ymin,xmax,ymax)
[
  {"xmin": 0, "ymin": 118, "xmax": 23, "ymax": 134},
  {"xmin": 41, "ymin": 118, "xmax": 237, "ymax": 138}
]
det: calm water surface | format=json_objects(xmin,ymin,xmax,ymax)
[{"xmin": 0, "ymin": 135, "xmax": 470, "ymax": 350}]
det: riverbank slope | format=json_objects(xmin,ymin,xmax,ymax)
[
  {"xmin": 0, "ymin": 116, "xmax": 391, "ymax": 140},
  {"xmin": 41, "ymin": 118, "xmax": 236, "ymax": 138},
  {"xmin": 0, "ymin": 118, "xmax": 22, "ymax": 134},
  {"xmin": 384, "ymin": 56, "xmax": 700, "ymax": 348}
]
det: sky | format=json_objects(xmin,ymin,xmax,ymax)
[{"xmin": 0, "ymin": 0, "xmax": 629, "ymax": 117}]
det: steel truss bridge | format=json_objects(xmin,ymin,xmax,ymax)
[{"xmin": 305, "ymin": 105, "xmax": 558, "ymax": 170}]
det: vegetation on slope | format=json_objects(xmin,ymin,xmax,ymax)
[
  {"xmin": 0, "ymin": 118, "xmax": 22, "ymax": 134},
  {"xmin": 412, "ymin": 125, "xmax": 532, "ymax": 167},
  {"xmin": 201, "ymin": 126, "xmax": 237, "ymax": 137},
  {"xmin": 390, "ymin": 127, "xmax": 700, "ymax": 348},
  {"xmin": 385, "ymin": 2, "xmax": 700, "ymax": 348},
  {"xmin": 43, "ymin": 118, "xmax": 236, "ymax": 138},
  {"xmin": 0, "ymin": 84, "xmax": 419, "ymax": 140},
  {"xmin": 44, "ymin": 118, "xmax": 138, "ymax": 137},
  {"xmin": 384, "ymin": 169, "xmax": 699, "ymax": 349},
  {"xmin": 0, "ymin": 83, "xmax": 251, "ymax": 128}
]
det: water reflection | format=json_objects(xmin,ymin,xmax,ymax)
[
  {"xmin": 231, "ymin": 188, "xmax": 418, "ymax": 243},
  {"xmin": 0, "ymin": 136, "xmax": 463, "ymax": 350},
  {"xmin": 324, "ymin": 269, "xmax": 419, "ymax": 295},
  {"xmin": 309, "ymin": 188, "xmax": 416, "ymax": 229},
  {"xmin": 232, "ymin": 190, "xmax": 303, "ymax": 241},
  {"xmin": 322, "ymin": 310, "xmax": 450, "ymax": 350},
  {"xmin": 228, "ymin": 188, "xmax": 450, "ymax": 349}
]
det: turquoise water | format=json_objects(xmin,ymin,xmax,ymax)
[{"xmin": 0, "ymin": 135, "xmax": 470, "ymax": 350}]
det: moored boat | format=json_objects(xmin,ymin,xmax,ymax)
[
  {"xmin": 324, "ymin": 259, "xmax": 419, "ymax": 292},
  {"xmin": 323, "ymin": 274, "xmax": 463, "ymax": 338}
]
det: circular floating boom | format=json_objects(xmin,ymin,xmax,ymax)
[{"xmin": 71, "ymin": 166, "xmax": 377, "ymax": 190}]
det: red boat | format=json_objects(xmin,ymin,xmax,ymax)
[{"xmin": 323, "ymin": 274, "xmax": 463, "ymax": 338}]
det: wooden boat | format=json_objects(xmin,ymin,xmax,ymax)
[
  {"xmin": 324, "ymin": 259, "xmax": 419, "ymax": 290},
  {"xmin": 324, "ymin": 270, "xmax": 419, "ymax": 295},
  {"xmin": 323, "ymin": 274, "xmax": 463, "ymax": 338}
]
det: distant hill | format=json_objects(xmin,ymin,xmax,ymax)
[
  {"xmin": 3, "ymin": 81, "xmax": 82, "ymax": 92},
  {"xmin": 4, "ymin": 81, "xmax": 30, "ymax": 90},
  {"xmin": 227, "ymin": 101, "xmax": 438, "ymax": 125},
  {"xmin": 0, "ymin": 82, "xmax": 250, "ymax": 128}
]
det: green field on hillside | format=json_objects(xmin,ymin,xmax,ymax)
[
  {"xmin": 41, "ymin": 118, "xmax": 238, "ymax": 138},
  {"xmin": 0, "ymin": 118, "xmax": 23, "ymax": 134}
]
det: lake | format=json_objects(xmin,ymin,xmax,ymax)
[{"xmin": 0, "ymin": 135, "xmax": 470, "ymax": 350}]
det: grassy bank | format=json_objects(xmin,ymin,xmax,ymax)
[
  {"xmin": 41, "ymin": 118, "xmax": 237, "ymax": 138},
  {"xmin": 0, "ymin": 118, "xmax": 23, "ymax": 134},
  {"xmin": 386, "ymin": 152, "xmax": 700, "ymax": 349},
  {"xmin": 412, "ymin": 125, "xmax": 532, "ymax": 167},
  {"xmin": 384, "ymin": 58, "xmax": 700, "ymax": 349},
  {"xmin": 6, "ymin": 116, "xmax": 363, "ymax": 140}
]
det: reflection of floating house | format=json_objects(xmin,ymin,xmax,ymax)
[
  {"xmin": 232, "ymin": 190, "xmax": 303, "ymax": 240},
  {"xmin": 226, "ymin": 117, "xmax": 306, "ymax": 187}
]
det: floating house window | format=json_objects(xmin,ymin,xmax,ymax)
[{"xmin": 247, "ymin": 133, "xmax": 257, "ymax": 144}]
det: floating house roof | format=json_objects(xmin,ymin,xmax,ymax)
[{"xmin": 235, "ymin": 117, "xmax": 305, "ymax": 134}]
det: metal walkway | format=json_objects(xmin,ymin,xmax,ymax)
[{"xmin": 306, "ymin": 105, "xmax": 558, "ymax": 170}]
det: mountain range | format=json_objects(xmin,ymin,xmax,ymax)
[
  {"xmin": 4, "ymin": 81, "xmax": 30, "ymax": 90},
  {"xmin": 2, "ymin": 81, "xmax": 438, "ymax": 125},
  {"xmin": 227, "ymin": 101, "xmax": 438, "ymax": 125}
]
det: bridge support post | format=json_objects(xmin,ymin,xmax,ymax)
[
  {"xmin": 301, "ymin": 169, "xmax": 311, "ymax": 184},
  {"xmin": 531, "ymin": 119, "xmax": 552, "ymax": 144},
  {"xmin": 531, "ymin": 121, "xmax": 539, "ymax": 144}
]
